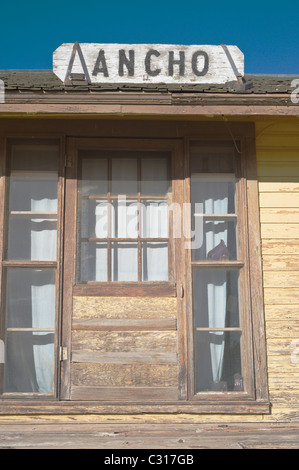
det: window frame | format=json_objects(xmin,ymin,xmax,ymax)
[
  {"xmin": 0, "ymin": 138, "xmax": 64, "ymax": 400},
  {"xmin": 185, "ymin": 138, "xmax": 253, "ymax": 401},
  {"xmin": 68, "ymin": 138, "xmax": 181, "ymax": 298},
  {"xmin": 183, "ymin": 126, "xmax": 269, "ymax": 406}
]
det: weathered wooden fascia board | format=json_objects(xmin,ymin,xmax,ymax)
[
  {"xmin": 1, "ymin": 100, "xmax": 299, "ymax": 115},
  {"xmin": 171, "ymin": 93, "xmax": 292, "ymax": 106},
  {"xmin": 2, "ymin": 91, "xmax": 173, "ymax": 105},
  {"xmin": 1, "ymin": 91, "xmax": 295, "ymax": 105}
]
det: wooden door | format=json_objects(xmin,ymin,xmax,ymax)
[{"xmin": 60, "ymin": 138, "xmax": 186, "ymax": 402}]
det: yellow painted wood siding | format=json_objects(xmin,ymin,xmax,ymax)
[{"xmin": 256, "ymin": 119, "xmax": 299, "ymax": 422}]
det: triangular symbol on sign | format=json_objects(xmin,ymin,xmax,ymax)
[{"xmin": 64, "ymin": 42, "xmax": 91, "ymax": 84}]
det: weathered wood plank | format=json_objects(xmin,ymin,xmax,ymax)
[
  {"xmin": 268, "ymin": 376, "xmax": 299, "ymax": 390},
  {"xmin": 264, "ymin": 288, "xmax": 299, "ymax": 304},
  {"xmin": 262, "ymin": 255, "xmax": 299, "ymax": 270},
  {"xmin": 258, "ymin": 176, "xmax": 299, "ymax": 184},
  {"xmin": 264, "ymin": 290, "xmax": 299, "ymax": 306},
  {"xmin": 263, "ymin": 271, "xmax": 299, "ymax": 288},
  {"xmin": 71, "ymin": 363, "xmax": 178, "ymax": 387},
  {"xmin": 255, "ymin": 121, "xmax": 299, "ymax": 133},
  {"xmin": 259, "ymin": 181, "xmax": 299, "ymax": 192},
  {"xmin": 264, "ymin": 304, "xmax": 299, "ymax": 321},
  {"xmin": 261, "ymin": 224, "xmax": 299, "ymax": 239},
  {"xmin": 269, "ymin": 391, "xmax": 299, "ymax": 406},
  {"xmin": 70, "ymin": 386, "xmax": 178, "ymax": 401},
  {"xmin": 260, "ymin": 208, "xmax": 299, "ymax": 223},
  {"xmin": 267, "ymin": 337, "xmax": 299, "ymax": 355},
  {"xmin": 72, "ymin": 350, "xmax": 177, "ymax": 364},
  {"xmin": 73, "ymin": 296, "xmax": 177, "ymax": 319},
  {"xmin": 257, "ymin": 164, "xmax": 299, "ymax": 178},
  {"xmin": 266, "ymin": 355, "xmax": 299, "ymax": 375},
  {"xmin": 72, "ymin": 318, "xmax": 177, "ymax": 330},
  {"xmin": 2, "ymin": 423, "xmax": 299, "ymax": 449},
  {"xmin": 259, "ymin": 193, "xmax": 299, "ymax": 208},
  {"xmin": 257, "ymin": 150, "xmax": 299, "ymax": 164},
  {"xmin": 73, "ymin": 283, "xmax": 177, "ymax": 297},
  {"xmin": 0, "ymin": 401, "xmax": 272, "ymax": 416},
  {"xmin": 257, "ymin": 134, "xmax": 299, "ymax": 147},
  {"xmin": 265, "ymin": 321, "xmax": 299, "ymax": 338},
  {"xmin": 261, "ymin": 239, "xmax": 299, "ymax": 255},
  {"xmin": 72, "ymin": 330, "xmax": 177, "ymax": 353}
]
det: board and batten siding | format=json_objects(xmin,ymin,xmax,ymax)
[{"xmin": 256, "ymin": 119, "xmax": 299, "ymax": 422}]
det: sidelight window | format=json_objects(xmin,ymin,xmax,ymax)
[{"xmin": 0, "ymin": 142, "xmax": 60, "ymax": 395}]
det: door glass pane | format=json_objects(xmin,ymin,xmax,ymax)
[
  {"xmin": 80, "ymin": 153, "xmax": 108, "ymax": 196},
  {"xmin": 141, "ymin": 157, "xmax": 168, "ymax": 196},
  {"xmin": 141, "ymin": 200, "xmax": 168, "ymax": 238},
  {"xmin": 111, "ymin": 242, "xmax": 138, "ymax": 281},
  {"xmin": 4, "ymin": 332, "xmax": 54, "ymax": 393},
  {"xmin": 111, "ymin": 158, "xmax": 137, "ymax": 195},
  {"xmin": 80, "ymin": 199, "xmax": 108, "ymax": 239},
  {"xmin": 142, "ymin": 242, "xmax": 168, "ymax": 281},
  {"xmin": 77, "ymin": 150, "xmax": 171, "ymax": 283},
  {"xmin": 79, "ymin": 242, "xmax": 107, "ymax": 282},
  {"xmin": 111, "ymin": 199, "xmax": 138, "ymax": 238}
]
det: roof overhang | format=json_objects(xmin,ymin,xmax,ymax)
[{"xmin": 1, "ymin": 71, "xmax": 299, "ymax": 117}]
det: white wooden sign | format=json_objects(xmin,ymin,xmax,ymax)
[{"xmin": 53, "ymin": 43, "xmax": 244, "ymax": 85}]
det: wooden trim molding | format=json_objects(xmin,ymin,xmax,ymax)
[
  {"xmin": 1, "ymin": 103, "xmax": 299, "ymax": 116},
  {"xmin": 0, "ymin": 400, "xmax": 270, "ymax": 415},
  {"xmin": 243, "ymin": 125, "xmax": 269, "ymax": 401},
  {"xmin": 0, "ymin": 91, "xmax": 298, "ymax": 116}
]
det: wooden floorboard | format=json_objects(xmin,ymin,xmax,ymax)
[{"xmin": 0, "ymin": 422, "xmax": 298, "ymax": 449}]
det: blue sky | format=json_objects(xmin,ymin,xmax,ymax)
[{"xmin": 1, "ymin": 0, "xmax": 298, "ymax": 74}]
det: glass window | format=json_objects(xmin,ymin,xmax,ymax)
[
  {"xmin": 190, "ymin": 141, "xmax": 244, "ymax": 394},
  {"xmin": 77, "ymin": 151, "xmax": 171, "ymax": 283},
  {"xmin": 1, "ymin": 143, "xmax": 59, "ymax": 396}
]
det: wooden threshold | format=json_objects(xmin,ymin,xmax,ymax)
[{"xmin": 0, "ymin": 400, "xmax": 271, "ymax": 415}]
